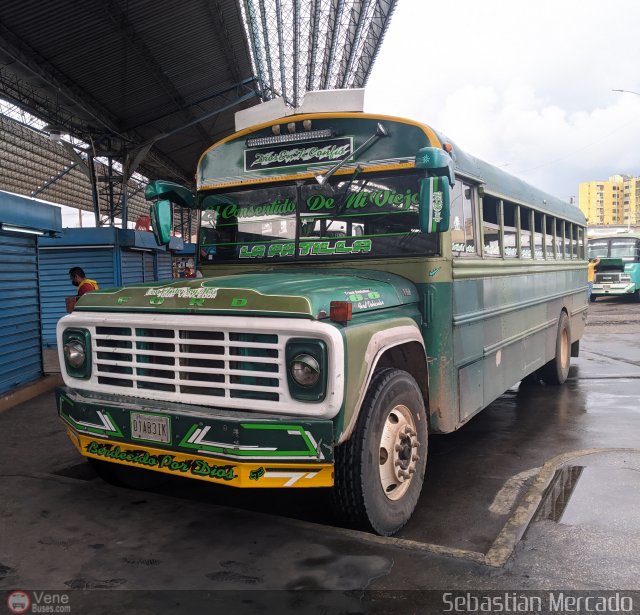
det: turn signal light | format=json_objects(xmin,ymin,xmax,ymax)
[{"xmin": 330, "ymin": 301, "xmax": 352, "ymax": 323}]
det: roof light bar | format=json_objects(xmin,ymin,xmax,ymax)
[{"xmin": 247, "ymin": 129, "xmax": 333, "ymax": 148}]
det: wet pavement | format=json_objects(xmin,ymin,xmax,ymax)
[{"xmin": 1, "ymin": 296, "xmax": 639, "ymax": 611}]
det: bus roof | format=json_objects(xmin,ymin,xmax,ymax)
[{"xmin": 431, "ymin": 128, "xmax": 585, "ymax": 225}]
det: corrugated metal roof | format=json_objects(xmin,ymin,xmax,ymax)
[
  {"xmin": 0, "ymin": 0, "xmax": 397, "ymax": 225},
  {"xmin": 0, "ymin": 0, "xmax": 256, "ymax": 181}
]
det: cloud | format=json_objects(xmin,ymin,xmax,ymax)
[{"xmin": 366, "ymin": 0, "xmax": 640, "ymax": 201}]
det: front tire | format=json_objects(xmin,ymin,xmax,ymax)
[
  {"xmin": 332, "ymin": 368, "xmax": 428, "ymax": 536},
  {"xmin": 540, "ymin": 312, "xmax": 571, "ymax": 385}
]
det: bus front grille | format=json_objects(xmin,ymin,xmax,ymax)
[
  {"xmin": 94, "ymin": 325, "xmax": 281, "ymax": 402},
  {"xmin": 596, "ymin": 272, "xmax": 621, "ymax": 283}
]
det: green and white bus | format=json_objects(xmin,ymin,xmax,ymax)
[
  {"xmin": 56, "ymin": 91, "xmax": 587, "ymax": 536},
  {"xmin": 588, "ymin": 232, "xmax": 640, "ymax": 301}
]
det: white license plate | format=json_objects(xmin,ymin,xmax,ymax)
[
  {"xmin": 131, "ymin": 413, "xmax": 170, "ymax": 443},
  {"xmin": 603, "ymin": 284, "xmax": 611, "ymax": 289}
]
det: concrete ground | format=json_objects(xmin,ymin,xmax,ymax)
[{"xmin": 1, "ymin": 298, "xmax": 639, "ymax": 614}]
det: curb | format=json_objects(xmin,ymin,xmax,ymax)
[
  {"xmin": 0, "ymin": 374, "xmax": 63, "ymax": 414},
  {"xmin": 483, "ymin": 447, "xmax": 640, "ymax": 567}
]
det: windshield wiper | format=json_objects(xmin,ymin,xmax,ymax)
[
  {"xmin": 315, "ymin": 122, "xmax": 389, "ymax": 186},
  {"xmin": 324, "ymin": 166, "xmax": 368, "ymax": 234}
]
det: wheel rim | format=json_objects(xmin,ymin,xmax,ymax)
[
  {"xmin": 560, "ymin": 327, "xmax": 569, "ymax": 370},
  {"xmin": 378, "ymin": 404, "xmax": 421, "ymax": 501}
]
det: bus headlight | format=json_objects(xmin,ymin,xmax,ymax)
[
  {"xmin": 291, "ymin": 354, "xmax": 320, "ymax": 387},
  {"xmin": 286, "ymin": 339, "xmax": 327, "ymax": 401},
  {"xmin": 64, "ymin": 341, "xmax": 85, "ymax": 368},
  {"xmin": 62, "ymin": 329, "xmax": 91, "ymax": 379}
]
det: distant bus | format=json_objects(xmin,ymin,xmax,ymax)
[
  {"xmin": 56, "ymin": 91, "xmax": 587, "ymax": 536},
  {"xmin": 588, "ymin": 233, "xmax": 640, "ymax": 301}
]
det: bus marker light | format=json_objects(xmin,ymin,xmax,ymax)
[{"xmin": 330, "ymin": 301, "xmax": 352, "ymax": 322}]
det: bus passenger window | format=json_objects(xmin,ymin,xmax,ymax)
[
  {"xmin": 503, "ymin": 202, "xmax": 518, "ymax": 258},
  {"xmin": 570, "ymin": 225, "xmax": 578, "ymax": 259},
  {"xmin": 450, "ymin": 182, "xmax": 477, "ymax": 256},
  {"xmin": 555, "ymin": 221, "xmax": 564, "ymax": 258},
  {"xmin": 562, "ymin": 222, "xmax": 571, "ymax": 259},
  {"xmin": 545, "ymin": 217, "xmax": 555, "ymax": 258},
  {"xmin": 534, "ymin": 212, "xmax": 544, "ymax": 259},
  {"xmin": 578, "ymin": 227, "xmax": 586, "ymax": 259},
  {"xmin": 482, "ymin": 196, "xmax": 501, "ymax": 256},
  {"xmin": 520, "ymin": 207, "xmax": 532, "ymax": 258}
]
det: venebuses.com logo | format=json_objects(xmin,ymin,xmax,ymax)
[
  {"xmin": 7, "ymin": 591, "xmax": 30, "ymax": 614},
  {"xmin": 6, "ymin": 590, "xmax": 71, "ymax": 614}
]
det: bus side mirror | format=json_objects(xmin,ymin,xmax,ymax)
[
  {"xmin": 419, "ymin": 177, "xmax": 450, "ymax": 233},
  {"xmin": 150, "ymin": 200, "xmax": 172, "ymax": 246},
  {"xmin": 415, "ymin": 146, "xmax": 455, "ymax": 233},
  {"xmin": 145, "ymin": 180, "xmax": 195, "ymax": 208}
]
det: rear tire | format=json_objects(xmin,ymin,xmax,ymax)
[
  {"xmin": 332, "ymin": 368, "xmax": 428, "ymax": 536},
  {"xmin": 589, "ymin": 295, "xmax": 597, "ymax": 303},
  {"xmin": 89, "ymin": 458, "xmax": 169, "ymax": 490},
  {"xmin": 540, "ymin": 312, "xmax": 571, "ymax": 385}
]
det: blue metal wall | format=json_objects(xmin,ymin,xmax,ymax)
[
  {"xmin": 38, "ymin": 247, "xmax": 116, "ymax": 346},
  {"xmin": 156, "ymin": 249, "xmax": 173, "ymax": 280},
  {"xmin": 0, "ymin": 191, "xmax": 61, "ymax": 394},
  {"xmin": 39, "ymin": 228, "xmax": 178, "ymax": 348},
  {"xmin": 0, "ymin": 233, "xmax": 42, "ymax": 393},
  {"xmin": 121, "ymin": 249, "xmax": 156, "ymax": 284}
]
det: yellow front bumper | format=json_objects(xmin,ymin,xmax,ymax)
[{"xmin": 66, "ymin": 429, "xmax": 334, "ymax": 488}]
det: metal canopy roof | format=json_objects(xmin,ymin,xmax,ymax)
[{"xmin": 0, "ymin": 0, "xmax": 397, "ymax": 226}]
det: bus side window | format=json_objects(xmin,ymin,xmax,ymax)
[
  {"xmin": 534, "ymin": 212, "xmax": 544, "ymax": 259},
  {"xmin": 482, "ymin": 196, "xmax": 501, "ymax": 256},
  {"xmin": 503, "ymin": 201, "xmax": 518, "ymax": 258},
  {"xmin": 562, "ymin": 222, "xmax": 571, "ymax": 259},
  {"xmin": 570, "ymin": 224, "xmax": 578, "ymax": 259},
  {"xmin": 554, "ymin": 220, "xmax": 564, "ymax": 258},
  {"xmin": 545, "ymin": 217, "xmax": 555, "ymax": 258},
  {"xmin": 520, "ymin": 206, "xmax": 532, "ymax": 258},
  {"xmin": 450, "ymin": 181, "xmax": 478, "ymax": 256}
]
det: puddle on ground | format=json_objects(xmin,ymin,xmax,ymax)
[{"xmin": 535, "ymin": 465, "xmax": 640, "ymax": 532}]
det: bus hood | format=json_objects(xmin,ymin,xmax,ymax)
[{"xmin": 73, "ymin": 269, "xmax": 419, "ymax": 318}]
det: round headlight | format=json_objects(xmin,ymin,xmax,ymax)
[
  {"xmin": 64, "ymin": 341, "xmax": 86, "ymax": 369},
  {"xmin": 290, "ymin": 354, "xmax": 320, "ymax": 387}
]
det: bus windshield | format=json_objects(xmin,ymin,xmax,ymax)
[
  {"xmin": 198, "ymin": 171, "xmax": 438, "ymax": 263},
  {"xmin": 589, "ymin": 237, "xmax": 640, "ymax": 261},
  {"xmin": 610, "ymin": 238, "xmax": 639, "ymax": 260}
]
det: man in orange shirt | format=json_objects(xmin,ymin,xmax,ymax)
[
  {"xmin": 69, "ymin": 267, "xmax": 99, "ymax": 297},
  {"xmin": 587, "ymin": 257, "xmax": 600, "ymax": 302}
]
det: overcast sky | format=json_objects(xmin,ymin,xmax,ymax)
[{"xmin": 366, "ymin": 0, "xmax": 640, "ymax": 203}]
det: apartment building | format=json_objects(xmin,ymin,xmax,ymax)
[{"xmin": 579, "ymin": 175, "xmax": 640, "ymax": 226}]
